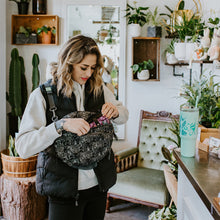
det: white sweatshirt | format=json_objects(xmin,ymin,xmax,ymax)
[{"xmin": 15, "ymin": 82, "xmax": 128, "ymax": 190}]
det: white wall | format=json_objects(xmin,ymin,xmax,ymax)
[
  {"xmin": 5, "ymin": 0, "xmax": 220, "ymax": 149},
  {"xmin": 0, "ymin": 0, "xmax": 6, "ymax": 151}
]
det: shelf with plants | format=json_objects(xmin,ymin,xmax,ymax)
[
  {"xmin": 11, "ymin": 14, "xmax": 59, "ymax": 45},
  {"xmin": 132, "ymin": 37, "xmax": 160, "ymax": 81}
]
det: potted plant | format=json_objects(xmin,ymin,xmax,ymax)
[
  {"xmin": 37, "ymin": 25, "xmax": 56, "ymax": 44},
  {"xmin": 99, "ymin": 25, "xmax": 108, "ymax": 41},
  {"xmin": 131, "ymin": 59, "xmax": 154, "ymax": 80},
  {"xmin": 6, "ymin": 49, "xmax": 40, "ymax": 136},
  {"xmin": 164, "ymin": 39, "xmax": 178, "ymax": 64},
  {"xmin": 159, "ymin": 1, "xmax": 185, "ymax": 38},
  {"xmin": 15, "ymin": 26, "xmax": 37, "ymax": 44},
  {"xmin": 207, "ymin": 17, "xmax": 220, "ymax": 39},
  {"xmin": 149, "ymin": 203, "xmax": 177, "ymax": 220},
  {"xmin": 6, "ymin": 48, "xmax": 28, "ymax": 137},
  {"xmin": 125, "ymin": 2, "xmax": 151, "ymax": 37},
  {"xmin": 105, "ymin": 25, "xmax": 118, "ymax": 45},
  {"xmin": 147, "ymin": 7, "xmax": 162, "ymax": 38},
  {"xmin": 173, "ymin": 13, "xmax": 204, "ymax": 61},
  {"xmin": 9, "ymin": 0, "xmax": 30, "ymax": 15},
  {"xmin": 180, "ymin": 72, "xmax": 220, "ymax": 129},
  {"xmin": 1, "ymin": 135, "xmax": 38, "ymax": 178}
]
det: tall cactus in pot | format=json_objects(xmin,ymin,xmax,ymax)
[
  {"xmin": 6, "ymin": 48, "xmax": 27, "ymax": 136},
  {"xmin": 7, "ymin": 48, "xmax": 21, "ymax": 117},
  {"xmin": 32, "ymin": 53, "xmax": 40, "ymax": 91}
]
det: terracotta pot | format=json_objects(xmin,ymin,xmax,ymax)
[
  {"xmin": 42, "ymin": 31, "xmax": 52, "ymax": 44},
  {"xmin": 99, "ymin": 30, "xmax": 108, "ymax": 41}
]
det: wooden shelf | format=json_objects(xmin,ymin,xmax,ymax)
[
  {"xmin": 165, "ymin": 60, "xmax": 213, "ymax": 85},
  {"xmin": 11, "ymin": 15, "xmax": 59, "ymax": 45},
  {"xmin": 132, "ymin": 37, "xmax": 160, "ymax": 81}
]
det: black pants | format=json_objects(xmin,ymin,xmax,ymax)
[{"xmin": 48, "ymin": 185, "xmax": 107, "ymax": 220}]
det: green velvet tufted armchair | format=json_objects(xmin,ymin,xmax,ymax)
[{"xmin": 106, "ymin": 110, "xmax": 179, "ymax": 212}]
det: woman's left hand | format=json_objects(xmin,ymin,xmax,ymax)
[{"xmin": 101, "ymin": 103, "xmax": 119, "ymax": 119}]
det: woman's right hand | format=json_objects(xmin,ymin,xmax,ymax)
[{"xmin": 63, "ymin": 118, "xmax": 90, "ymax": 136}]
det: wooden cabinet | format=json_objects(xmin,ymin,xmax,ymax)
[
  {"xmin": 11, "ymin": 15, "xmax": 59, "ymax": 45},
  {"xmin": 132, "ymin": 37, "xmax": 160, "ymax": 81},
  {"xmin": 174, "ymin": 149, "xmax": 220, "ymax": 219}
]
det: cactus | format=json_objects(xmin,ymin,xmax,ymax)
[
  {"xmin": 20, "ymin": 56, "xmax": 28, "ymax": 114},
  {"xmin": 32, "ymin": 53, "xmax": 40, "ymax": 91},
  {"xmin": 7, "ymin": 48, "xmax": 22, "ymax": 117},
  {"xmin": 6, "ymin": 48, "xmax": 27, "ymax": 137}
]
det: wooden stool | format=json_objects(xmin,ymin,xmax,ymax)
[{"xmin": 0, "ymin": 174, "xmax": 47, "ymax": 220}]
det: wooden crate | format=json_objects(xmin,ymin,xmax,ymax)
[
  {"xmin": 200, "ymin": 127, "xmax": 220, "ymax": 142},
  {"xmin": 132, "ymin": 37, "xmax": 160, "ymax": 81},
  {"xmin": 11, "ymin": 14, "xmax": 59, "ymax": 45},
  {"xmin": 197, "ymin": 126, "xmax": 220, "ymax": 152}
]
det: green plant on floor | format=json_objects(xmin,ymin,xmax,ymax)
[
  {"xmin": 32, "ymin": 53, "xmax": 40, "ymax": 91},
  {"xmin": 159, "ymin": 117, "xmax": 180, "ymax": 179},
  {"xmin": 125, "ymin": 2, "xmax": 151, "ymax": 27},
  {"xmin": 8, "ymin": 135, "xmax": 19, "ymax": 157},
  {"xmin": 161, "ymin": 145, "xmax": 178, "ymax": 179},
  {"xmin": 149, "ymin": 203, "xmax": 177, "ymax": 220},
  {"xmin": 131, "ymin": 59, "xmax": 154, "ymax": 74},
  {"xmin": 181, "ymin": 72, "xmax": 220, "ymax": 128},
  {"xmin": 159, "ymin": 117, "xmax": 180, "ymax": 148}
]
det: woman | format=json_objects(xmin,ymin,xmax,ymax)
[{"xmin": 15, "ymin": 35, "xmax": 128, "ymax": 220}]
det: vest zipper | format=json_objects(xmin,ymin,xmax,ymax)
[
  {"xmin": 75, "ymin": 192, "xmax": 79, "ymax": 206},
  {"xmin": 108, "ymin": 148, "xmax": 111, "ymax": 160}
]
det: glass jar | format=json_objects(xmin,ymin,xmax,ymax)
[{"xmin": 32, "ymin": 0, "xmax": 47, "ymax": 14}]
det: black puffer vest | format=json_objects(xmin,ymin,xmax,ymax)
[{"xmin": 36, "ymin": 80, "xmax": 117, "ymax": 199}]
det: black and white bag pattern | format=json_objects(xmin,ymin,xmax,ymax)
[{"xmin": 53, "ymin": 111, "xmax": 114, "ymax": 169}]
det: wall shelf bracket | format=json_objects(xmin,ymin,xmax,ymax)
[{"xmin": 172, "ymin": 66, "xmax": 184, "ymax": 77}]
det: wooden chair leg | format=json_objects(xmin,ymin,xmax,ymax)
[
  {"xmin": 106, "ymin": 194, "xmax": 113, "ymax": 213},
  {"xmin": 169, "ymin": 198, "xmax": 173, "ymax": 209}
]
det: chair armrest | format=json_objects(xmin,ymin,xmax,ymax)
[{"xmin": 114, "ymin": 147, "xmax": 138, "ymax": 173}]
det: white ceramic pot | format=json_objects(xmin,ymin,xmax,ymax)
[
  {"xmin": 166, "ymin": 52, "xmax": 178, "ymax": 64},
  {"xmin": 174, "ymin": 42, "xmax": 186, "ymax": 61},
  {"xmin": 185, "ymin": 42, "xmax": 196, "ymax": 62},
  {"xmin": 137, "ymin": 70, "xmax": 150, "ymax": 80},
  {"xmin": 129, "ymin": 24, "xmax": 141, "ymax": 37}
]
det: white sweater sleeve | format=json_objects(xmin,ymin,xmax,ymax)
[
  {"xmin": 15, "ymin": 87, "xmax": 60, "ymax": 159},
  {"xmin": 15, "ymin": 85, "xmax": 128, "ymax": 159},
  {"xmin": 103, "ymin": 84, "xmax": 129, "ymax": 124}
]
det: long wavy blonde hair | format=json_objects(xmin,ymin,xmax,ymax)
[{"xmin": 51, "ymin": 35, "xmax": 104, "ymax": 97}]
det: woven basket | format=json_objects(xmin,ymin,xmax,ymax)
[{"xmin": 1, "ymin": 149, "xmax": 38, "ymax": 178}]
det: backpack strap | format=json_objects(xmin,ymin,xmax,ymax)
[{"xmin": 42, "ymin": 84, "xmax": 58, "ymax": 122}]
